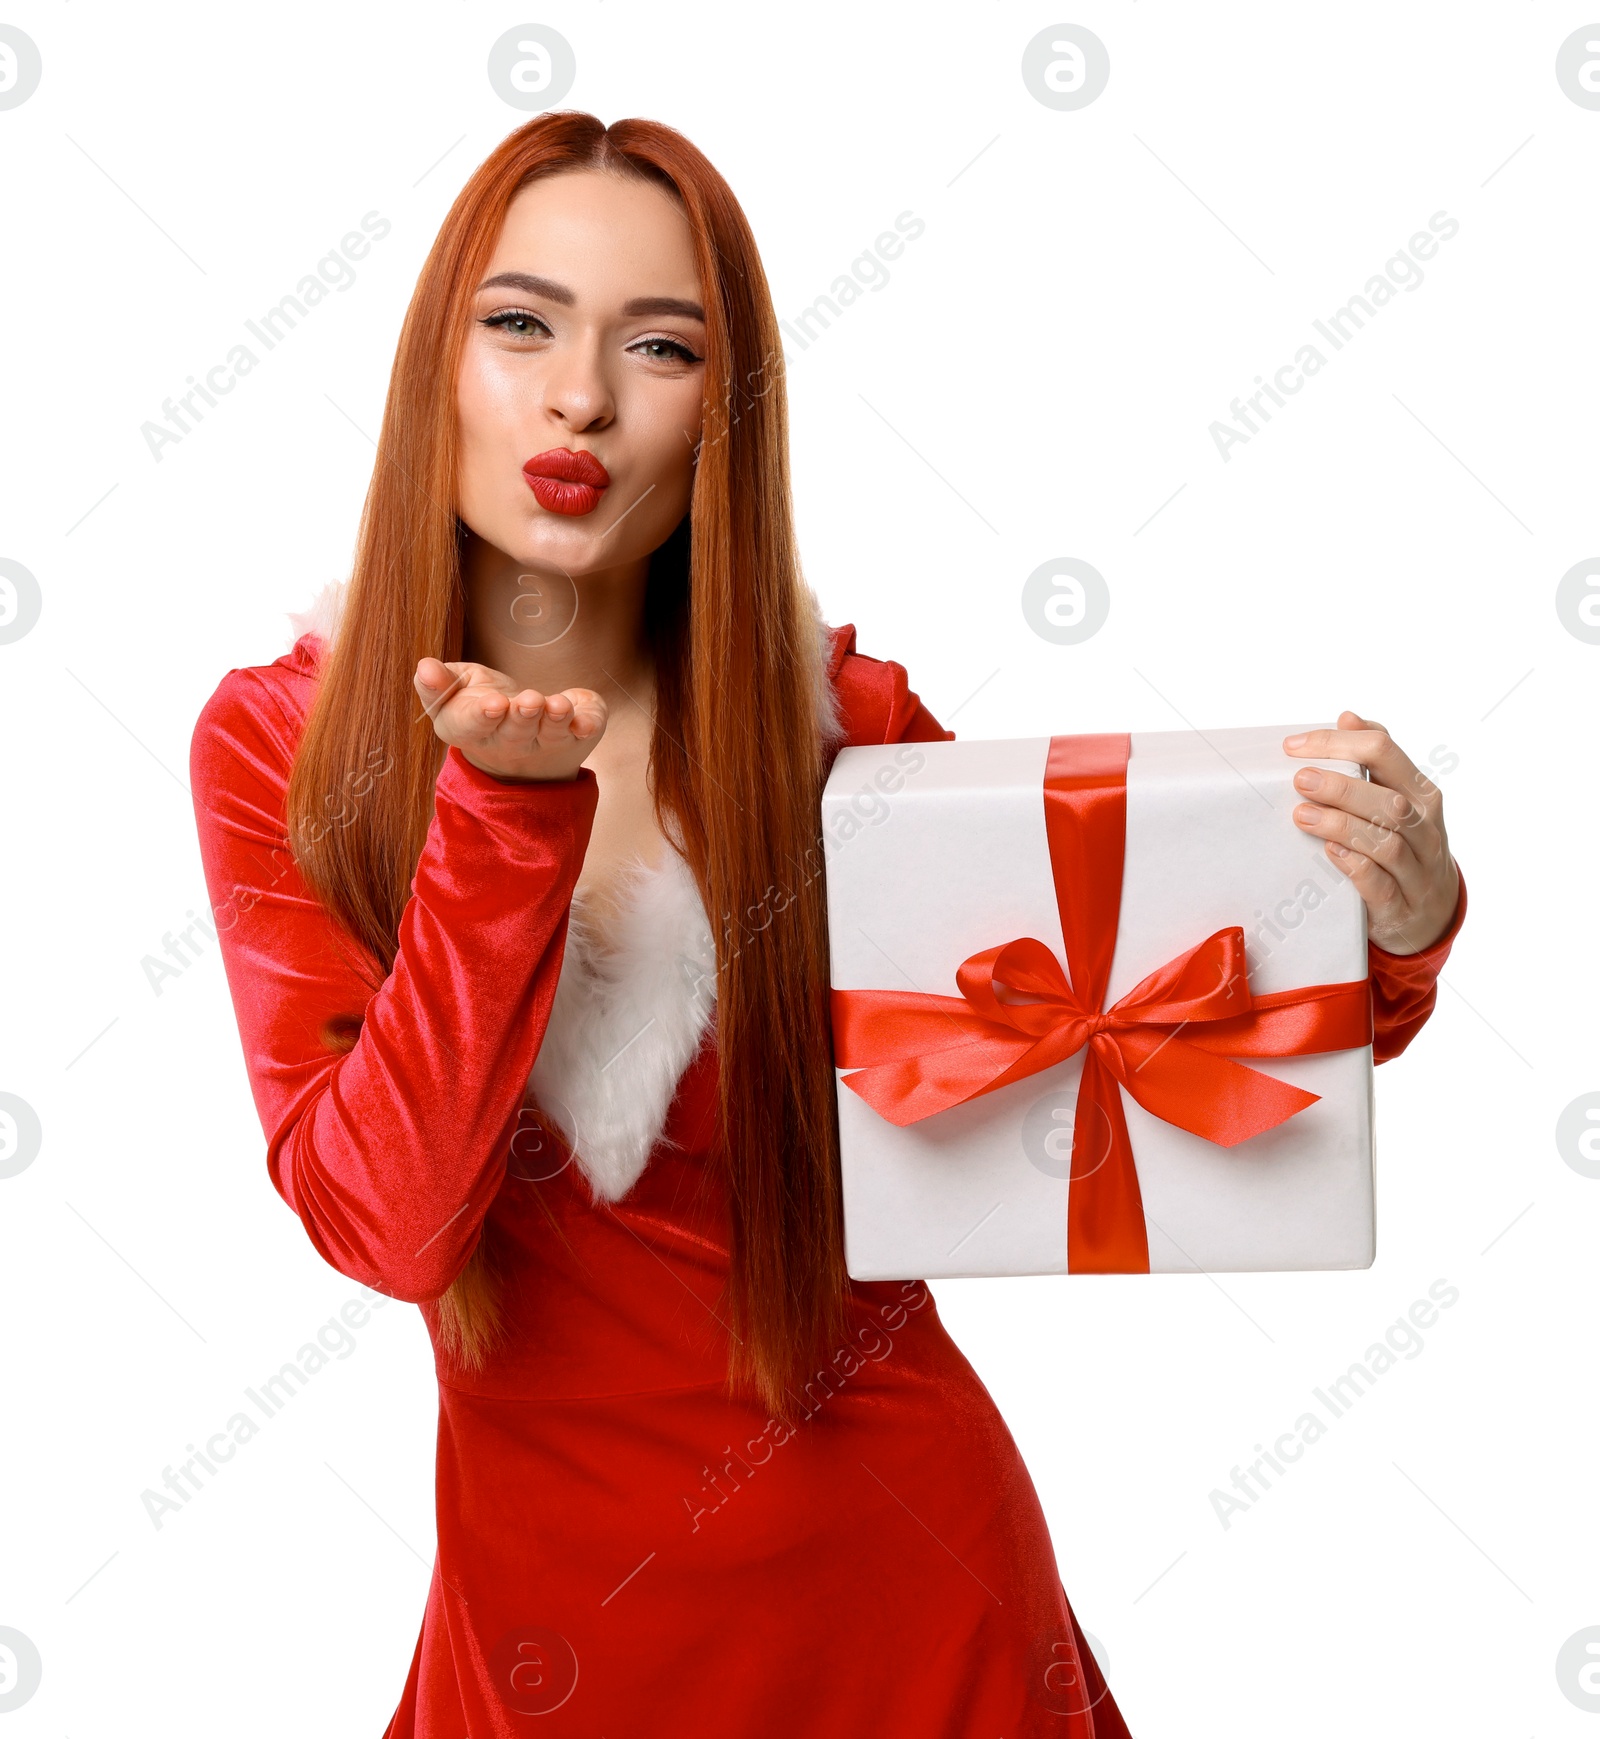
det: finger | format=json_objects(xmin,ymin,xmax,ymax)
[
  {"xmin": 421, "ymin": 658, "xmax": 493, "ymax": 688},
  {"xmin": 469, "ymin": 684, "xmax": 513, "ymax": 728},
  {"xmin": 566, "ymin": 690, "xmax": 607, "ymax": 740},
  {"xmin": 538, "ymin": 689, "xmax": 607, "ymax": 746},
  {"xmin": 1291, "ymin": 761, "xmax": 1438, "ymax": 838},
  {"xmin": 415, "ymin": 657, "xmax": 476, "ymax": 722},
  {"xmin": 1282, "ymin": 716, "xmax": 1441, "ymax": 820},
  {"xmin": 1323, "ymin": 837, "xmax": 1410, "ymax": 929},
  {"xmin": 1293, "ymin": 794, "xmax": 1433, "ymax": 908},
  {"xmin": 492, "ymin": 691, "xmax": 549, "ymax": 752},
  {"xmin": 531, "ymin": 699, "xmax": 580, "ymax": 750},
  {"xmin": 529, "ymin": 692, "xmax": 574, "ymax": 742},
  {"xmin": 1313, "ymin": 712, "xmax": 1442, "ymax": 817}
]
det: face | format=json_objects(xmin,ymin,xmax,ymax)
[{"xmin": 456, "ymin": 167, "xmax": 707, "ymax": 588}]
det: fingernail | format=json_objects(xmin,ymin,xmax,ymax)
[
  {"xmin": 1283, "ymin": 733, "xmax": 1307, "ymax": 748},
  {"xmin": 1328, "ymin": 842, "xmax": 1349, "ymax": 856}
]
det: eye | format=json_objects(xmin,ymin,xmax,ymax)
[
  {"xmin": 480, "ymin": 307, "xmax": 550, "ymax": 340},
  {"xmin": 630, "ymin": 335, "xmax": 703, "ymax": 365}
]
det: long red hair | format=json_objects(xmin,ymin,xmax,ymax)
[{"xmin": 284, "ymin": 113, "xmax": 848, "ymax": 1424}]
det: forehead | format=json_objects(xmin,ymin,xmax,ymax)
[{"xmin": 485, "ymin": 168, "xmax": 699, "ymax": 293}]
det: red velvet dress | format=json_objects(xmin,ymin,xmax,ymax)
[{"xmin": 190, "ymin": 623, "xmax": 1467, "ymax": 1737}]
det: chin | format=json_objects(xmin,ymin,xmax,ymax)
[
  {"xmin": 483, "ymin": 506, "xmax": 590, "ymax": 568},
  {"xmin": 538, "ymin": 542, "xmax": 646, "ymax": 592},
  {"xmin": 518, "ymin": 526, "xmax": 604, "ymax": 572}
]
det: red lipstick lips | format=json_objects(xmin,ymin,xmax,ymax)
[{"xmin": 522, "ymin": 448, "xmax": 610, "ymax": 516}]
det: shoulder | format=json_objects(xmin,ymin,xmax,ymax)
[
  {"xmin": 190, "ymin": 634, "xmax": 323, "ymax": 801},
  {"xmin": 823, "ymin": 622, "xmax": 954, "ymax": 747}
]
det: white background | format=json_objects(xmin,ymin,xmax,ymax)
[{"xmin": 0, "ymin": 4, "xmax": 1591, "ymax": 1733}]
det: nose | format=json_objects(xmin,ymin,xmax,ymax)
[{"xmin": 540, "ymin": 333, "xmax": 615, "ymax": 433}]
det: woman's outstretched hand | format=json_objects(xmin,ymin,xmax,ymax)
[
  {"xmin": 1283, "ymin": 710, "xmax": 1461, "ymax": 955},
  {"xmin": 414, "ymin": 658, "xmax": 607, "ymax": 783}
]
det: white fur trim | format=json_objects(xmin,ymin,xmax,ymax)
[
  {"xmin": 286, "ymin": 578, "xmax": 348, "ymax": 650},
  {"xmin": 808, "ymin": 584, "xmax": 849, "ymax": 750},
  {"xmin": 528, "ymin": 846, "xmax": 718, "ymax": 1202}
]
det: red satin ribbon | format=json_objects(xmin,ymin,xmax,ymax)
[{"xmin": 831, "ymin": 733, "xmax": 1374, "ymax": 1272}]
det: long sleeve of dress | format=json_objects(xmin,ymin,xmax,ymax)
[
  {"xmin": 826, "ymin": 626, "xmax": 1468, "ymax": 1068},
  {"xmin": 1366, "ymin": 862, "xmax": 1467, "ymax": 1062},
  {"xmin": 190, "ymin": 666, "xmax": 599, "ymax": 1302}
]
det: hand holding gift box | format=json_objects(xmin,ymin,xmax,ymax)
[{"xmin": 822, "ymin": 719, "xmax": 1458, "ymax": 1282}]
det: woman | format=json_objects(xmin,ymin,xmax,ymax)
[{"xmin": 191, "ymin": 112, "xmax": 1465, "ymax": 1736}]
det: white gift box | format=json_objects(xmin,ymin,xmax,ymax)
[{"xmin": 821, "ymin": 725, "xmax": 1375, "ymax": 1280}]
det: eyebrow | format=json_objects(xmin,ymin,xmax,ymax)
[{"xmin": 475, "ymin": 271, "xmax": 705, "ymax": 322}]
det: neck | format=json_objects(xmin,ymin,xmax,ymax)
[{"xmin": 459, "ymin": 529, "xmax": 657, "ymax": 714}]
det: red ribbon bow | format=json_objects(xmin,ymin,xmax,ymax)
[{"xmin": 830, "ymin": 733, "xmax": 1373, "ymax": 1272}]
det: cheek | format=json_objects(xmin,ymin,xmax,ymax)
[
  {"xmin": 678, "ymin": 381, "xmax": 705, "ymax": 452},
  {"xmin": 456, "ymin": 349, "xmax": 527, "ymax": 463},
  {"xmin": 630, "ymin": 383, "xmax": 704, "ymax": 499}
]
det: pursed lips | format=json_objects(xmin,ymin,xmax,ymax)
[{"xmin": 522, "ymin": 447, "xmax": 610, "ymax": 516}]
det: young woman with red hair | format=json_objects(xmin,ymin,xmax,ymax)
[{"xmin": 191, "ymin": 111, "xmax": 1463, "ymax": 1736}]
